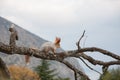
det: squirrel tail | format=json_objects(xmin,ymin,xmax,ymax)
[{"xmin": 25, "ymin": 55, "xmax": 30, "ymax": 65}]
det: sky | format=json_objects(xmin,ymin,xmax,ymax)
[{"xmin": 0, "ymin": 0, "xmax": 120, "ymax": 80}]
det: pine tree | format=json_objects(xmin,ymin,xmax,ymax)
[
  {"xmin": 34, "ymin": 59, "xmax": 70, "ymax": 80},
  {"xmin": 35, "ymin": 59, "xmax": 56, "ymax": 80},
  {"xmin": 99, "ymin": 67, "xmax": 120, "ymax": 80}
]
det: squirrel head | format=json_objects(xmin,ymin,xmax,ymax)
[
  {"xmin": 54, "ymin": 37, "xmax": 61, "ymax": 48},
  {"xmin": 11, "ymin": 24, "xmax": 15, "ymax": 28},
  {"xmin": 9, "ymin": 24, "xmax": 15, "ymax": 32}
]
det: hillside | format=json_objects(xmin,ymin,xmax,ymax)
[{"xmin": 0, "ymin": 16, "xmax": 83, "ymax": 80}]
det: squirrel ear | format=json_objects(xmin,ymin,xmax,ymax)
[
  {"xmin": 58, "ymin": 38, "xmax": 61, "ymax": 42},
  {"xmin": 56, "ymin": 37, "xmax": 59, "ymax": 40},
  {"xmin": 55, "ymin": 37, "xmax": 61, "ymax": 43}
]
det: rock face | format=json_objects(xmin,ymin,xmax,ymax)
[{"xmin": 0, "ymin": 16, "xmax": 83, "ymax": 80}]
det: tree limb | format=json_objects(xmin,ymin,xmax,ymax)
[
  {"xmin": 74, "ymin": 71, "xmax": 77, "ymax": 80},
  {"xmin": 78, "ymin": 52, "xmax": 120, "ymax": 66},
  {"xmin": 78, "ymin": 47, "xmax": 120, "ymax": 60},
  {"xmin": 79, "ymin": 57, "xmax": 102, "ymax": 75},
  {"xmin": 59, "ymin": 60, "xmax": 90, "ymax": 80},
  {"xmin": 67, "ymin": 47, "xmax": 120, "ymax": 61},
  {"xmin": 76, "ymin": 30, "xmax": 85, "ymax": 50},
  {"xmin": 0, "ymin": 42, "xmax": 120, "ymax": 80},
  {"xmin": 0, "ymin": 42, "xmax": 90, "ymax": 80}
]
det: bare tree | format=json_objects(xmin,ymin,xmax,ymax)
[{"xmin": 0, "ymin": 27, "xmax": 120, "ymax": 80}]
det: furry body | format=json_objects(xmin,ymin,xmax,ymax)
[
  {"xmin": 40, "ymin": 37, "xmax": 61, "ymax": 55},
  {"xmin": 40, "ymin": 42, "xmax": 57, "ymax": 54}
]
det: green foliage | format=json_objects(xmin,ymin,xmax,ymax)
[
  {"xmin": 35, "ymin": 60, "xmax": 56, "ymax": 80},
  {"xmin": 54, "ymin": 77, "xmax": 70, "ymax": 80},
  {"xmin": 99, "ymin": 71, "xmax": 112, "ymax": 80},
  {"xmin": 80, "ymin": 76, "xmax": 86, "ymax": 80},
  {"xmin": 35, "ymin": 59, "xmax": 70, "ymax": 80},
  {"xmin": 99, "ymin": 67, "xmax": 120, "ymax": 80}
]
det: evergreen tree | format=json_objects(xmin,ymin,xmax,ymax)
[
  {"xmin": 80, "ymin": 76, "xmax": 86, "ymax": 80},
  {"xmin": 54, "ymin": 77, "xmax": 69, "ymax": 80},
  {"xmin": 99, "ymin": 71, "xmax": 112, "ymax": 80},
  {"xmin": 35, "ymin": 59, "xmax": 56, "ymax": 80},
  {"xmin": 34, "ymin": 59, "xmax": 70, "ymax": 80},
  {"xmin": 99, "ymin": 67, "xmax": 120, "ymax": 80}
]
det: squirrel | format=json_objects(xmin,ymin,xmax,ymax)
[
  {"xmin": 40, "ymin": 37, "xmax": 61, "ymax": 55},
  {"xmin": 24, "ymin": 37, "xmax": 61, "ymax": 65},
  {"xmin": 9, "ymin": 24, "xmax": 18, "ymax": 54}
]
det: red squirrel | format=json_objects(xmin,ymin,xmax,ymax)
[
  {"xmin": 25, "ymin": 37, "xmax": 61, "ymax": 65},
  {"xmin": 40, "ymin": 37, "xmax": 61, "ymax": 55}
]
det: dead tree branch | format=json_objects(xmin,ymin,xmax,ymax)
[
  {"xmin": 74, "ymin": 71, "xmax": 77, "ymax": 80},
  {"xmin": 60, "ymin": 60, "xmax": 90, "ymax": 80},
  {"xmin": 78, "ymin": 47, "xmax": 120, "ymax": 60},
  {"xmin": 77, "ymin": 52, "xmax": 120, "ymax": 66},
  {"xmin": 79, "ymin": 57, "xmax": 102, "ymax": 75},
  {"xmin": 0, "ymin": 42, "xmax": 90, "ymax": 80},
  {"xmin": 0, "ymin": 42, "xmax": 120, "ymax": 80},
  {"xmin": 76, "ymin": 30, "xmax": 85, "ymax": 50}
]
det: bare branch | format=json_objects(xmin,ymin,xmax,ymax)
[
  {"xmin": 102, "ymin": 66, "xmax": 109, "ymax": 74},
  {"xmin": 60, "ymin": 60, "xmax": 90, "ymax": 80},
  {"xmin": 83, "ymin": 36, "xmax": 88, "ymax": 48},
  {"xmin": 79, "ymin": 57, "xmax": 102, "ymax": 75},
  {"xmin": 74, "ymin": 71, "xmax": 77, "ymax": 80},
  {"xmin": 76, "ymin": 30, "xmax": 85, "ymax": 50},
  {"xmin": 0, "ymin": 42, "xmax": 90, "ymax": 79},
  {"xmin": 78, "ymin": 47, "xmax": 120, "ymax": 60},
  {"xmin": 79, "ymin": 53, "xmax": 120, "ymax": 66},
  {"xmin": 0, "ymin": 42, "xmax": 120, "ymax": 68}
]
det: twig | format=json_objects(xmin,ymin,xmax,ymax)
[
  {"xmin": 74, "ymin": 71, "xmax": 77, "ymax": 80},
  {"xmin": 102, "ymin": 66, "xmax": 108, "ymax": 74},
  {"xmin": 76, "ymin": 30, "xmax": 85, "ymax": 50},
  {"xmin": 60, "ymin": 60, "xmax": 90, "ymax": 80},
  {"xmin": 79, "ymin": 57, "xmax": 102, "ymax": 75},
  {"xmin": 100, "ymin": 66, "xmax": 109, "ymax": 79},
  {"xmin": 83, "ymin": 36, "xmax": 87, "ymax": 48}
]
